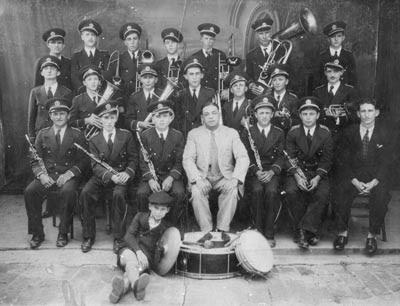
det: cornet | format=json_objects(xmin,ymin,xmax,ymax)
[{"xmin": 324, "ymin": 104, "xmax": 348, "ymax": 125}]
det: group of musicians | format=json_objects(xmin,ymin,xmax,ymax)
[{"xmin": 24, "ymin": 14, "xmax": 393, "ymax": 260}]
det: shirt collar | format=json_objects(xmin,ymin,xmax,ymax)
[
  {"xmin": 260, "ymin": 43, "xmax": 272, "ymax": 55},
  {"xmin": 53, "ymin": 125, "xmax": 67, "ymax": 141},
  {"xmin": 274, "ymin": 90, "xmax": 286, "ymax": 101},
  {"xmin": 330, "ymin": 46, "xmax": 342, "ymax": 56},
  {"xmin": 156, "ymin": 128, "xmax": 169, "ymax": 138},
  {"xmin": 202, "ymin": 49, "xmax": 213, "ymax": 57},
  {"xmin": 232, "ymin": 97, "xmax": 245, "ymax": 108},
  {"xmin": 45, "ymin": 82, "xmax": 58, "ymax": 92},
  {"xmin": 360, "ymin": 124, "xmax": 374, "ymax": 139},
  {"xmin": 328, "ymin": 81, "xmax": 341, "ymax": 94},
  {"xmin": 143, "ymin": 89, "xmax": 154, "ymax": 98},
  {"xmin": 167, "ymin": 54, "xmax": 179, "ymax": 61},
  {"xmin": 129, "ymin": 50, "xmax": 139, "ymax": 59},
  {"xmin": 303, "ymin": 125, "xmax": 316, "ymax": 136},
  {"xmin": 84, "ymin": 47, "xmax": 96, "ymax": 57},
  {"xmin": 257, "ymin": 123, "xmax": 271, "ymax": 135},
  {"xmin": 87, "ymin": 91, "xmax": 99, "ymax": 102},
  {"xmin": 103, "ymin": 128, "xmax": 116, "ymax": 141},
  {"xmin": 189, "ymin": 86, "xmax": 201, "ymax": 97}
]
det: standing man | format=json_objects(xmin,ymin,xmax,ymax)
[
  {"xmin": 80, "ymin": 101, "xmax": 138, "ymax": 253},
  {"xmin": 34, "ymin": 28, "xmax": 72, "ymax": 90},
  {"xmin": 154, "ymin": 28, "xmax": 184, "ymax": 90},
  {"xmin": 183, "ymin": 102, "xmax": 249, "ymax": 233},
  {"xmin": 24, "ymin": 98, "xmax": 88, "ymax": 249},
  {"xmin": 285, "ymin": 97, "xmax": 333, "ymax": 249},
  {"xmin": 190, "ymin": 23, "xmax": 226, "ymax": 91},
  {"xmin": 316, "ymin": 21, "xmax": 357, "ymax": 87},
  {"xmin": 71, "ymin": 19, "xmax": 110, "ymax": 93},
  {"xmin": 333, "ymin": 99, "xmax": 392, "ymax": 255},
  {"xmin": 241, "ymin": 96, "xmax": 284, "ymax": 247},
  {"xmin": 173, "ymin": 58, "xmax": 215, "ymax": 138}
]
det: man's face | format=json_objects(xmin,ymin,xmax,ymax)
[
  {"xmin": 124, "ymin": 33, "xmax": 140, "ymax": 52},
  {"xmin": 83, "ymin": 75, "xmax": 101, "ymax": 91},
  {"xmin": 50, "ymin": 110, "xmax": 69, "ymax": 128},
  {"xmin": 80, "ymin": 30, "xmax": 97, "ymax": 48},
  {"xmin": 257, "ymin": 30, "xmax": 272, "ymax": 47},
  {"xmin": 272, "ymin": 75, "xmax": 288, "ymax": 92},
  {"xmin": 149, "ymin": 204, "xmax": 170, "ymax": 221},
  {"xmin": 164, "ymin": 39, "xmax": 178, "ymax": 55},
  {"xmin": 184, "ymin": 67, "xmax": 203, "ymax": 88},
  {"xmin": 357, "ymin": 103, "xmax": 379, "ymax": 126},
  {"xmin": 140, "ymin": 75, "xmax": 157, "ymax": 90},
  {"xmin": 101, "ymin": 112, "xmax": 118, "ymax": 132},
  {"xmin": 153, "ymin": 112, "xmax": 173, "ymax": 130},
  {"xmin": 202, "ymin": 104, "xmax": 220, "ymax": 128},
  {"xmin": 230, "ymin": 81, "xmax": 247, "ymax": 98},
  {"xmin": 300, "ymin": 108, "xmax": 320, "ymax": 128},
  {"xmin": 41, "ymin": 66, "xmax": 60, "ymax": 80},
  {"xmin": 255, "ymin": 107, "xmax": 273, "ymax": 127},
  {"xmin": 200, "ymin": 34, "xmax": 215, "ymax": 51},
  {"xmin": 47, "ymin": 39, "xmax": 65, "ymax": 55},
  {"xmin": 325, "ymin": 67, "xmax": 343, "ymax": 84},
  {"xmin": 329, "ymin": 32, "xmax": 345, "ymax": 49}
]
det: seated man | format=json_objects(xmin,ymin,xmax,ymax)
[
  {"xmin": 80, "ymin": 101, "xmax": 138, "ymax": 253},
  {"xmin": 241, "ymin": 95, "xmax": 284, "ymax": 247},
  {"xmin": 136, "ymin": 100, "xmax": 185, "ymax": 226},
  {"xmin": 109, "ymin": 191, "xmax": 177, "ymax": 303},
  {"xmin": 285, "ymin": 97, "xmax": 333, "ymax": 249},
  {"xmin": 333, "ymin": 98, "xmax": 392, "ymax": 255},
  {"xmin": 24, "ymin": 98, "xmax": 88, "ymax": 249},
  {"xmin": 183, "ymin": 102, "xmax": 249, "ymax": 233}
]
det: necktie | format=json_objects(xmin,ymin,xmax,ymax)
[
  {"xmin": 233, "ymin": 101, "xmax": 239, "ymax": 117},
  {"xmin": 93, "ymin": 96, "xmax": 97, "ymax": 104},
  {"xmin": 264, "ymin": 48, "xmax": 269, "ymax": 59},
  {"xmin": 107, "ymin": 133, "xmax": 113, "ymax": 155},
  {"xmin": 160, "ymin": 133, "xmax": 165, "ymax": 148},
  {"xmin": 362, "ymin": 129, "xmax": 369, "ymax": 161},
  {"xmin": 334, "ymin": 51, "xmax": 338, "ymax": 58},
  {"xmin": 262, "ymin": 128, "xmax": 268, "ymax": 139},
  {"xmin": 208, "ymin": 131, "xmax": 221, "ymax": 179},
  {"xmin": 89, "ymin": 50, "xmax": 94, "ymax": 62},
  {"xmin": 47, "ymin": 88, "xmax": 53, "ymax": 99},
  {"xmin": 276, "ymin": 95, "xmax": 281, "ymax": 108},
  {"xmin": 146, "ymin": 93, "xmax": 151, "ymax": 105},
  {"xmin": 192, "ymin": 89, "xmax": 198, "ymax": 105},
  {"xmin": 307, "ymin": 129, "xmax": 312, "ymax": 148},
  {"xmin": 55, "ymin": 128, "xmax": 61, "ymax": 152},
  {"xmin": 328, "ymin": 85, "xmax": 334, "ymax": 101}
]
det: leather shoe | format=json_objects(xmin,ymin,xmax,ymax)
[
  {"xmin": 333, "ymin": 235, "xmax": 348, "ymax": 251},
  {"xmin": 56, "ymin": 233, "xmax": 68, "ymax": 248},
  {"xmin": 365, "ymin": 237, "xmax": 378, "ymax": 255},
  {"xmin": 267, "ymin": 238, "xmax": 276, "ymax": 248},
  {"xmin": 42, "ymin": 210, "xmax": 51, "ymax": 218},
  {"xmin": 307, "ymin": 232, "xmax": 320, "ymax": 246},
  {"xmin": 197, "ymin": 232, "xmax": 213, "ymax": 244},
  {"xmin": 221, "ymin": 231, "xmax": 231, "ymax": 244},
  {"xmin": 109, "ymin": 276, "xmax": 125, "ymax": 304},
  {"xmin": 30, "ymin": 235, "xmax": 44, "ymax": 249},
  {"xmin": 133, "ymin": 273, "xmax": 150, "ymax": 301},
  {"xmin": 113, "ymin": 239, "xmax": 124, "ymax": 254},
  {"xmin": 297, "ymin": 229, "xmax": 309, "ymax": 249},
  {"xmin": 81, "ymin": 238, "xmax": 94, "ymax": 253}
]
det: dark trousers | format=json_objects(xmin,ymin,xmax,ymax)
[
  {"xmin": 136, "ymin": 178, "xmax": 185, "ymax": 225},
  {"xmin": 24, "ymin": 178, "xmax": 78, "ymax": 236},
  {"xmin": 285, "ymin": 176, "xmax": 330, "ymax": 234},
  {"xmin": 80, "ymin": 176, "xmax": 128, "ymax": 240},
  {"xmin": 248, "ymin": 175, "xmax": 279, "ymax": 238},
  {"xmin": 334, "ymin": 178, "xmax": 391, "ymax": 235}
]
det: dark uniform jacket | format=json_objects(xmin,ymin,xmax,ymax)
[
  {"xmin": 125, "ymin": 88, "xmax": 163, "ymax": 131},
  {"xmin": 286, "ymin": 124, "xmax": 334, "ymax": 179},
  {"xmin": 123, "ymin": 211, "xmax": 169, "ymax": 267},
  {"xmin": 337, "ymin": 123, "xmax": 392, "ymax": 183},
  {"xmin": 89, "ymin": 128, "xmax": 138, "ymax": 184},
  {"xmin": 190, "ymin": 48, "xmax": 226, "ymax": 90},
  {"xmin": 70, "ymin": 49, "xmax": 110, "ymax": 92},
  {"xmin": 153, "ymin": 56, "xmax": 184, "ymax": 90},
  {"xmin": 139, "ymin": 127, "xmax": 184, "ymax": 181},
  {"xmin": 173, "ymin": 86, "xmax": 215, "ymax": 138},
  {"xmin": 317, "ymin": 48, "xmax": 357, "ymax": 86},
  {"xmin": 69, "ymin": 92, "xmax": 98, "ymax": 130},
  {"xmin": 34, "ymin": 56, "xmax": 72, "ymax": 90},
  {"xmin": 222, "ymin": 98, "xmax": 250, "ymax": 132},
  {"xmin": 269, "ymin": 91, "xmax": 299, "ymax": 131},
  {"xmin": 32, "ymin": 126, "xmax": 88, "ymax": 180},
  {"xmin": 241, "ymin": 124, "xmax": 285, "ymax": 177},
  {"xmin": 27, "ymin": 84, "xmax": 72, "ymax": 140}
]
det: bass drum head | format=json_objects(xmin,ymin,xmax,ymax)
[{"xmin": 235, "ymin": 230, "xmax": 273, "ymax": 274}]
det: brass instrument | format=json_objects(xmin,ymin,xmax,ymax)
[
  {"xmin": 106, "ymin": 50, "xmax": 123, "ymax": 87},
  {"xmin": 243, "ymin": 107, "xmax": 262, "ymax": 171},
  {"xmin": 324, "ymin": 104, "xmax": 348, "ymax": 125},
  {"xmin": 74, "ymin": 143, "xmax": 118, "ymax": 175},
  {"xmin": 135, "ymin": 129, "xmax": 159, "ymax": 182},
  {"xmin": 254, "ymin": 8, "xmax": 317, "ymax": 94},
  {"xmin": 158, "ymin": 77, "xmax": 179, "ymax": 102},
  {"xmin": 25, "ymin": 134, "xmax": 53, "ymax": 185},
  {"xmin": 167, "ymin": 58, "xmax": 183, "ymax": 85},
  {"xmin": 135, "ymin": 46, "xmax": 155, "ymax": 92},
  {"xmin": 283, "ymin": 150, "xmax": 309, "ymax": 186},
  {"xmin": 212, "ymin": 93, "xmax": 223, "ymax": 125},
  {"xmin": 273, "ymin": 106, "xmax": 292, "ymax": 130}
]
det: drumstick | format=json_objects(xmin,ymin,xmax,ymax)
[{"xmin": 224, "ymin": 226, "xmax": 252, "ymax": 247}]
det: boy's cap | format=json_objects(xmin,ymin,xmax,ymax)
[
  {"xmin": 298, "ymin": 96, "xmax": 320, "ymax": 112},
  {"xmin": 197, "ymin": 23, "xmax": 220, "ymax": 37},
  {"xmin": 149, "ymin": 191, "xmax": 174, "ymax": 206},
  {"xmin": 323, "ymin": 21, "xmax": 346, "ymax": 37},
  {"xmin": 78, "ymin": 19, "xmax": 102, "ymax": 36},
  {"xmin": 119, "ymin": 22, "xmax": 142, "ymax": 40},
  {"xmin": 161, "ymin": 28, "xmax": 183, "ymax": 43},
  {"xmin": 42, "ymin": 28, "xmax": 66, "ymax": 42},
  {"xmin": 229, "ymin": 73, "xmax": 247, "ymax": 88},
  {"xmin": 39, "ymin": 55, "xmax": 61, "ymax": 71},
  {"xmin": 47, "ymin": 97, "xmax": 70, "ymax": 113},
  {"xmin": 140, "ymin": 65, "xmax": 158, "ymax": 77}
]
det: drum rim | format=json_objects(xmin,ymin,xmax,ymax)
[{"xmin": 176, "ymin": 270, "xmax": 240, "ymax": 280}]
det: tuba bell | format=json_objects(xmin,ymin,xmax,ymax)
[{"xmin": 135, "ymin": 49, "xmax": 155, "ymax": 92}]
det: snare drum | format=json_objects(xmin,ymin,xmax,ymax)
[
  {"xmin": 234, "ymin": 230, "xmax": 273, "ymax": 275},
  {"xmin": 176, "ymin": 232, "xmax": 240, "ymax": 279}
]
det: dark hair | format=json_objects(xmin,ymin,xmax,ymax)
[
  {"xmin": 357, "ymin": 97, "xmax": 378, "ymax": 110},
  {"xmin": 201, "ymin": 101, "xmax": 219, "ymax": 113}
]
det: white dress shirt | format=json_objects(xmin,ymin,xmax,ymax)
[
  {"xmin": 327, "ymin": 81, "xmax": 341, "ymax": 95},
  {"xmin": 257, "ymin": 123, "xmax": 271, "ymax": 138},
  {"xmin": 303, "ymin": 125, "xmax": 316, "ymax": 136},
  {"xmin": 103, "ymin": 129, "xmax": 116, "ymax": 143},
  {"xmin": 84, "ymin": 47, "xmax": 96, "ymax": 57},
  {"xmin": 360, "ymin": 125, "xmax": 375, "ymax": 141},
  {"xmin": 330, "ymin": 46, "xmax": 342, "ymax": 57},
  {"xmin": 54, "ymin": 125, "xmax": 67, "ymax": 143}
]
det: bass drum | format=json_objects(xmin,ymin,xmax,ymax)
[
  {"xmin": 176, "ymin": 232, "xmax": 240, "ymax": 279},
  {"xmin": 234, "ymin": 230, "xmax": 273, "ymax": 275}
]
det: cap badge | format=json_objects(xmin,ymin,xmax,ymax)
[
  {"xmin": 334, "ymin": 59, "xmax": 339, "ymax": 65},
  {"xmin": 89, "ymin": 23, "xmax": 94, "ymax": 28},
  {"xmin": 127, "ymin": 25, "xmax": 132, "ymax": 30},
  {"xmin": 169, "ymin": 32, "xmax": 174, "ymax": 36},
  {"xmin": 210, "ymin": 27, "xmax": 215, "ymax": 32},
  {"xmin": 332, "ymin": 24, "xmax": 337, "ymax": 30},
  {"xmin": 145, "ymin": 66, "xmax": 150, "ymax": 71},
  {"xmin": 105, "ymin": 104, "xmax": 111, "ymax": 110},
  {"xmin": 305, "ymin": 99, "xmax": 312, "ymax": 105},
  {"xmin": 46, "ymin": 57, "xmax": 51, "ymax": 62},
  {"xmin": 263, "ymin": 97, "xmax": 269, "ymax": 103},
  {"xmin": 87, "ymin": 68, "xmax": 94, "ymax": 74},
  {"xmin": 54, "ymin": 101, "xmax": 60, "ymax": 107},
  {"xmin": 157, "ymin": 103, "xmax": 164, "ymax": 109},
  {"xmin": 193, "ymin": 58, "xmax": 199, "ymax": 63},
  {"xmin": 262, "ymin": 22, "xmax": 267, "ymax": 27},
  {"xmin": 50, "ymin": 31, "xmax": 55, "ymax": 36}
]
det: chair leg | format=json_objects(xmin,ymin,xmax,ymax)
[
  {"xmin": 53, "ymin": 214, "xmax": 57, "ymax": 227},
  {"xmin": 381, "ymin": 222, "xmax": 387, "ymax": 242},
  {"xmin": 106, "ymin": 200, "xmax": 112, "ymax": 235}
]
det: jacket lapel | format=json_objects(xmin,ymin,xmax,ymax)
[
  {"xmin": 309, "ymin": 125, "xmax": 323, "ymax": 156},
  {"xmin": 261, "ymin": 127, "xmax": 277, "ymax": 152},
  {"xmin": 298, "ymin": 126, "xmax": 309, "ymax": 156},
  {"xmin": 332, "ymin": 83, "xmax": 346, "ymax": 105},
  {"xmin": 110, "ymin": 129, "xmax": 124, "ymax": 161},
  {"xmin": 44, "ymin": 127, "xmax": 59, "ymax": 156},
  {"xmin": 161, "ymin": 129, "xmax": 173, "ymax": 159},
  {"xmin": 58, "ymin": 127, "xmax": 73, "ymax": 157}
]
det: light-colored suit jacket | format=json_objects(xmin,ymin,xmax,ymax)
[{"xmin": 183, "ymin": 125, "xmax": 249, "ymax": 185}]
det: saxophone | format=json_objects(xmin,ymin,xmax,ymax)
[{"xmin": 135, "ymin": 129, "xmax": 159, "ymax": 182}]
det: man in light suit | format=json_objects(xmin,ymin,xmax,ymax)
[{"xmin": 183, "ymin": 102, "xmax": 249, "ymax": 233}]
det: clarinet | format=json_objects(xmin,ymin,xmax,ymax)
[
  {"xmin": 25, "ymin": 134, "xmax": 51, "ymax": 178},
  {"xmin": 243, "ymin": 119, "xmax": 263, "ymax": 171},
  {"xmin": 73, "ymin": 143, "xmax": 118, "ymax": 175},
  {"xmin": 283, "ymin": 150, "xmax": 309, "ymax": 185},
  {"xmin": 135, "ymin": 129, "xmax": 159, "ymax": 182}
]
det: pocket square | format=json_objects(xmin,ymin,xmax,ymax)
[{"xmin": 377, "ymin": 144, "xmax": 383, "ymax": 149}]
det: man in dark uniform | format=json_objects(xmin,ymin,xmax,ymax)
[
  {"xmin": 285, "ymin": 97, "xmax": 333, "ymax": 249},
  {"xmin": 313, "ymin": 60, "xmax": 358, "ymax": 140},
  {"xmin": 222, "ymin": 73, "xmax": 250, "ymax": 132},
  {"xmin": 136, "ymin": 100, "xmax": 185, "ymax": 225},
  {"xmin": 268, "ymin": 64, "xmax": 299, "ymax": 133},
  {"xmin": 28, "ymin": 56, "xmax": 72, "ymax": 142},
  {"xmin": 189, "ymin": 23, "xmax": 226, "ymax": 91},
  {"xmin": 241, "ymin": 96, "xmax": 284, "ymax": 247},
  {"xmin": 173, "ymin": 58, "xmax": 215, "ymax": 138},
  {"xmin": 333, "ymin": 98, "xmax": 392, "ymax": 255},
  {"xmin": 34, "ymin": 28, "xmax": 72, "ymax": 90},
  {"xmin": 316, "ymin": 21, "xmax": 357, "ymax": 87},
  {"xmin": 24, "ymin": 98, "xmax": 88, "ymax": 249},
  {"xmin": 71, "ymin": 19, "xmax": 110, "ymax": 93},
  {"xmin": 154, "ymin": 28, "xmax": 184, "ymax": 90},
  {"xmin": 125, "ymin": 65, "xmax": 162, "ymax": 132}
]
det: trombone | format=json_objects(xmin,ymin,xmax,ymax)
[
  {"xmin": 218, "ymin": 33, "xmax": 241, "ymax": 97},
  {"xmin": 106, "ymin": 50, "xmax": 123, "ymax": 87}
]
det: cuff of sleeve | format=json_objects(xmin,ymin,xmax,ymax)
[
  {"xmin": 69, "ymin": 166, "xmax": 80, "ymax": 177},
  {"xmin": 287, "ymin": 167, "xmax": 296, "ymax": 176},
  {"xmin": 102, "ymin": 171, "xmax": 113, "ymax": 184},
  {"xmin": 126, "ymin": 167, "xmax": 135, "ymax": 178},
  {"xmin": 249, "ymin": 164, "xmax": 258, "ymax": 176},
  {"xmin": 169, "ymin": 169, "xmax": 181, "ymax": 180},
  {"xmin": 316, "ymin": 168, "xmax": 328, "ymax": 177},
  {"xmin": 271, "ymin": 164, "xmax": 281, "ymax": 175}
]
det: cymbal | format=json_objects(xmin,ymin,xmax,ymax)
[{"xmin": 155, "ymin": 227, "xmax": 181, "ymax": 276}]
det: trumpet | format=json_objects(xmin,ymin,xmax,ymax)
[
  {"xmin": 218, "ymin": 33, "xmax": 241, "ymax": 96},
  {"xmin": 273, "ymin": 106, "xmax": 292, "ymax": 130},
  {"xmin": 254, "ymin": 8, "xmax": 317, "ymax": 94},
  {"xmin": 135, "ymin": 48, "xmax": 155, "ymax": 92},
  {"xmin": 324, "ymin": 104, "xmax": 348, "ymax": 125}
]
